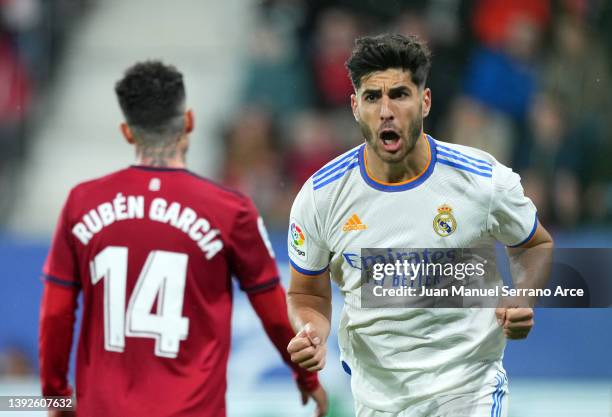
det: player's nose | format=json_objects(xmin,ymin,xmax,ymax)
[{"xmin": 379, "ymin": 96, "xmax": 394, "ymax": 121}]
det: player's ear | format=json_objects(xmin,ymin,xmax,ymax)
[
  {"xmin": 351, "ymin": 93, "xmax": 360, "ymax": 122},
  {"xmin": 120, "ymin": 123, "xmax": 135, "ymax": 144},
  {"xmin": 184, "ymin": 109, "xmax": 194, "ymax": 134},
  {"xmin": 422, "ymin": 87, "xmax": 431, "ymax": 118}
]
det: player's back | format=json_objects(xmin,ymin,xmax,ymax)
[{"xmin": 45, "ymin": 166, "xmax": 277, "ymax": 417}]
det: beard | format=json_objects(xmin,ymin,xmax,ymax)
[{"xmin": 359, "ymin": 105, "xmax": 423, "ymax": 164}]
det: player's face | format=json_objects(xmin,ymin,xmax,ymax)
[{"xmin": 351, "ymin": 68, "xmax": 430, "ymax": 164}]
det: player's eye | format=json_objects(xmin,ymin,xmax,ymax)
[
  {"xmin": 391, "ymin": 90, "xmax": 409, "ymax": 99},
  {"xmin": 364, "ymin": 94, "xmax": 378, "ymax": 102}
]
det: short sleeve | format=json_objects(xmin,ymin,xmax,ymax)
[
  {"xmin": 43, "ymin": 192, "xmax": 81, "ymax": 288},
  {"xmin": 229, "ymin": 197, "xmax": 280, "ymax": 293},
  {"xmin": 488, "ymin": 163, "xmax": 538, "ymax": 247},
  {"xmin": 288, "ymin": 181, "xmax": 330, "ymax": 275}
]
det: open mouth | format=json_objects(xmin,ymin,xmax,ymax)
[{"xmin": 379, "ymin": 129, "xmax": 402, "ymax": 152}]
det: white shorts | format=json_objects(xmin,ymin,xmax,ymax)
[{"xmin": 354, "ymin": 371, "xmax": 509, "ymax": 417}]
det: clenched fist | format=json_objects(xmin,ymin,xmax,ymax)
[
  {"xmin": 287, "ymin": 323, "xmax": 327, "ymax": 372},
  {"xmin": 496, "ymin": 307, "xmax": 534, "ymax": 339}
]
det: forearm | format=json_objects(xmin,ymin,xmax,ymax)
[
  {"xmin": 287, "ymin": 293, "xmax": 331, "ymax": 343},
  {"xmin": 248, "ymin": 284, "xmax": 304, "ymax": 360},
  {"xmin": 39, "ymin": 283, "xmax": 78, "ymax": 396},
  {"xmin": 248, "ymin": 285, "xmax": 319, "ymax": 389}
]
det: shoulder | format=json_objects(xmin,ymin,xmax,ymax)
[
  {"xmin": 67, "ymin": 168, "xmax": 131, "ymax": 200},
  {"xmin": 308, "ymin": 144, "xmax": 362, "ymax": 193},
  {"xmin": 432, "ymin": 137, "xmax": 497, "ymax": 180},
  {"xmin": 182, "ymin": 170, "xmax": 249, "ymax": 202},
  {"xmin": 432, "ymin": 136, "xmax": 521, "ymax": 185},
  {"xmin": 176, "ymin": 171, "xmax": 259, "ymax": 222},
  {"xmin": 432, "ymin": 135, "xmax": 524, "ymax": 199},
  {"xmin": 291, "ymin": 145, "xmax": 362, "ymax": 224}
]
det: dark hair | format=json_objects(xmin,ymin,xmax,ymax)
[
  {"xmin": 115, "ymin": 61, "xmax": 185, "ymax": 130},
  {"xmin": 345, "ymin": 34, "xmax": 432, "ymax": 90}
]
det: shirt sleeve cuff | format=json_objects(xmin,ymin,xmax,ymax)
[
  {"xmin": 42, "ymin": 274, "xmax": 81, "ymax": 288},
  {"xmin": 507, "ymin": 214, "xmax": 538, "ymax": 248},
  {"xmin": 239, "ymin": 277, "xmax": 280, "ymax": 293},
  {"xmin": 289, "ymin": 259, "xmax": 328, "ymax": 276}
]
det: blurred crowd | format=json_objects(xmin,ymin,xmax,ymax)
[
  {"xmin": 222, "ymin": 0, "xmax": 612, "ymax": 232},
  {"xmin": 0, "ymin": 0, "xmax": 94, "ymax": 223},
  {"xmin": 1, "ymin": 0, "xmax": 611, "ymax": 234}
]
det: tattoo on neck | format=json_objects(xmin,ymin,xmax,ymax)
[{"xmin": 138, "ymin": 145, "xmax": 180, "ymax": 167}]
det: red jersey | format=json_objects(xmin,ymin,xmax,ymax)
[{"xmin": 41, "ymin": 166, "xmax": 288, "ymax": 416}]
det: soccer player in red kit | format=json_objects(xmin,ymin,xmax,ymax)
[{"xmin": 39, "ymin": 61, "xmax": 328, "ymax": 417}]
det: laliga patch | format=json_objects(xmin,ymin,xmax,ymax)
[{"xmin": 288, "ymin": 220, "xmax": 308, "ymax": 261}]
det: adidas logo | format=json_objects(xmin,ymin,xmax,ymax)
[{"xmin": 342, "ymin": 214, "xmax": 367, "ymax": 232}]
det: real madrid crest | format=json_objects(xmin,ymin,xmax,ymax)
[{"xmin": 433, "ymin": 204, "xmax": 457, "ymax": 237}]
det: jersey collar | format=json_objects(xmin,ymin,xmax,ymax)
[
  {"xmin": 130, "ymin": 165, "xmax": 189, "ymax": 172},
  {"xmin": 358, "ymin": 133, "xmax": 437, "ymax": 192}
]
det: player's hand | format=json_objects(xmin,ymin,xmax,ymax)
[
  {"xmin": 496, "ymin": 307, "xmax": 534, "ymax": 339},
  {"xmin": 48, "ymin": 410, "xmax": 75, "ymax": 417},
  {"xmin": 297, "ymin": 383, "xmax": 328, "ymax": 417},
  {"xmin": 287, "ymin": 323, "xmax": 327, "ymax": 371}
]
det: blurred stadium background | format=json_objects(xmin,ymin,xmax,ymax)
[{"xmin": 0, "ymin": 0, "xmax": 611, "ymax": 416}]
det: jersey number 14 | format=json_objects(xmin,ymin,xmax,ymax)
[{"xmin": 90, "ymin": 246, "xmax": 190, "ymax": 358}]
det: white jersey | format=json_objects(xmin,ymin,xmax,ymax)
[{"xmin": 288, "ymin": 134, "xmax": 537, "ymax": 412}]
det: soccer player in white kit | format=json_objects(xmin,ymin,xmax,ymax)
[{"xmin": 286, "ymin": 34, "xmax": 554, "ymax": 417}]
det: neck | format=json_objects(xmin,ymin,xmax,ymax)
[
  {"xmin": 365, "ymin": 132, "xmax": 429, "ymax": 183},
  {"xmin": 135, "ymin": 144, "xmax": 186, "ymax": 169}
]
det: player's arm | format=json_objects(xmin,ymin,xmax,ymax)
[
  {"xmin": 286, "ymin": 180, "xmax": 331, "ymax": 382},
  {"xmin": 39, "ymin": 282, "xmax": 79, "ymax": 397},
  {"xmin": 497, "ymin": 222, "xmax": 554, "ymax": 340},
  {"xmin": 246, "ymin": 284, "xmax": 321, "ymax": 388},
  {"xmin": 39, "ymin": 193, "xmax": 81, "ymax": 404},
  {"xmin": 508, "ymin": 221, "xmax": 554, "ymax": 291},
  {"xmin": 286, "ymin": 266, "xmax": 331, "ymax": 372},
  {"xmin": 489, "ymin": 163, "xmax": 555, "ymax": 339},
  {"xmin": 247, "ymin": 284, "xmax": 328, "ymax": 414},
  {"xmin": 229, "ymin": 196, "xmax": 327, "ymax": 415},
  {"xmin": 247, "ymin": 284, "xmax": 328, "ymax": 417}
]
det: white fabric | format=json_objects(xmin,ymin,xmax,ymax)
[{"xmin": 354, "ymin": 368, "xmax": 509, "ymax": 417}]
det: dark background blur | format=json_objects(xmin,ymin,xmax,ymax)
[
  {"xmin": 226, "ymin": 0, "xmax": 612, "ymax": 232},
  {"xmin": 0, "ymin": 0, "xmax": 94, "ymax": 222},
  {"xmin": 1, "ymin": 0, "xmax": 612, "ymax": 232}
]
